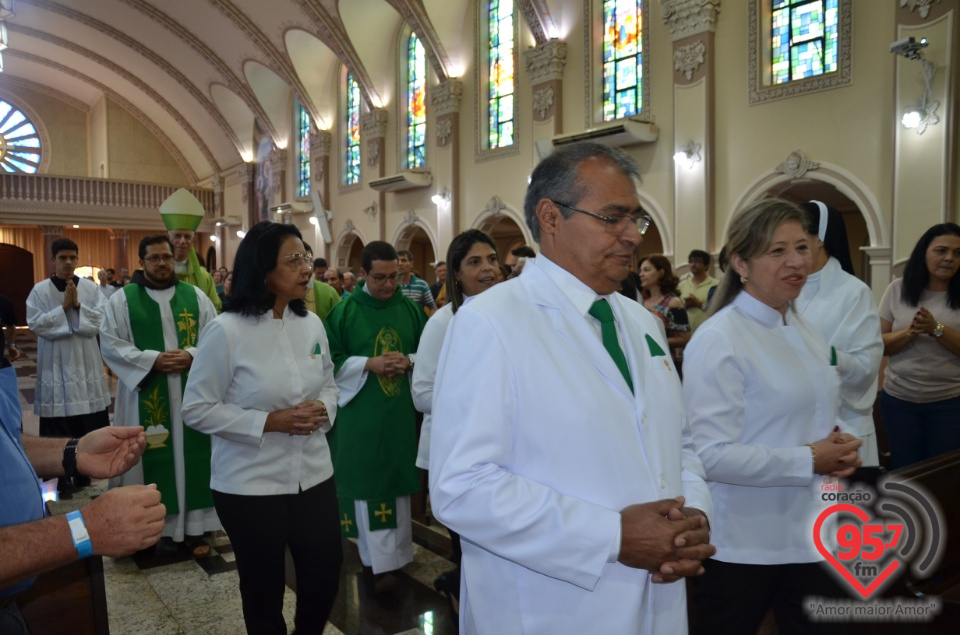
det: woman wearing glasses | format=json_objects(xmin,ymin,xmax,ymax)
[
  {"xmin": 637, "ymin": 254, "xmax": 691, "ymax": 373},
  {"xmin": 183, "ymin": 222, "xmax": 342, "ymax": 634}
]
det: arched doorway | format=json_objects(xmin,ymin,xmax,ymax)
[
  {"xmin": 765, "ymin": 181, "xmax": 870, "ymax": 281},
  {"xmin": 473, "ymin": 199, "xmax": 531, "ymax": 265},
  {"xmin": 335, "ymin": 232, "xmax": 365, "ymax": 275},
  {"xmin": 395, "ymin": 226, "xmax": 438, "ymax": 285}
]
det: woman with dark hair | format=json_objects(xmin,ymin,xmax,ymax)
[
  {"xmin": 879, "ymin": 222, "xmax": 960, "ymax": 468},
  {"xmin": 684, "ymin": 198, "xmax": 861, "ymax": 635},
  {"xmin": 637, "ymin": 254, "xmax": 690, "ymax": 369},
  {"xmin": 182, "ymin": 221, "xmax": 342, "ymax": 634},
  {"xmin": 217, "ymin": 270, "xmax": 232, "ymax": 306},
  {"xmin": 796, "ymin": 200, "xmax": 883, "ymax": 465},
  {"xmin": 412, "ymin": 229, "xmax": 500, "ymax": 616}
]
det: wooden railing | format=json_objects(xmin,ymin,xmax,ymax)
[{"xmin": 0, "ymin": 174, "xmax": 216, "ymax": 216}]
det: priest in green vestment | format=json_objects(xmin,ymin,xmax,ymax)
[
  {"xmin": 160, "ymin": 188, "xmax": 222, "ymax": 312},
  {"xmin": 303, "ymin": 242, "xmax": 340, "ymax": 324},
  {"xmin": 100, "ymin": 235, "xmax": 220, "ymax": 552},
  {"xmin": 325, "ymin": 241, "xmax": 427, "ymax": 585}
]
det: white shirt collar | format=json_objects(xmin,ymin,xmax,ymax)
[
  {"xmin": 732, "ymin": 290, "xmax": 791, "ymax": 327},
  {"xmin": 534, "ymin": 253, "xmax": 617, "ymax": 316}
]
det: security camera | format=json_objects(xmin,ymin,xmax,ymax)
[{"xmin": 890, "ymin": 37, "xmax": 928, "ymax": 60}]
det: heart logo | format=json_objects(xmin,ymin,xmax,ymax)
[{"xmin": 813, "ymin": 503, "xmax": 902, "ymax": 599}]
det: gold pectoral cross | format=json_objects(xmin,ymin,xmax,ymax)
[
  {"xmin": 374, "ymin": 503, "xmax": 393, "ymax": 523},
  {"xmin": 340, "ymin": 514, "xmax": 353, "ymax": 532}
]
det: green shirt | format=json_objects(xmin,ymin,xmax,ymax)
[{"xmin": 324, "ymin": 282, "xmax": 427, "ymax": 500}]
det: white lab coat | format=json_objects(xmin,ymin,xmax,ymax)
[
  {"xmin": 99, "ymin": 283, "xmax": 221, "ymax": 541},
  {"xmin": 430, "ymin": 256, "xmax": 711, "ymax": 635},
  {"xmin": 26, "ymin": 278, "xmax": 111, "ymax": 417},
  {"xmin": 796, "ymin": 257, "xmax": 882, "ymax": 464}
]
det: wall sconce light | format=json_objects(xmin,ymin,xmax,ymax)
[
  {"xmin": 673, "ymin": 141, "xmax": 701, "ymax": 169},
  {"xmin": 236, "ymin": 230, "xmax": 246, "ymax": 238},
  {"xmin": 431, "ymin": 188, "xmax": 451, "ymax": 206},
  {"xmin": 209, "ymin": 235, "xmax": 218, "ymax": 242},
  {"xmin": 892, "ymin": 37, "xmax": 939, "ymax": 135}
]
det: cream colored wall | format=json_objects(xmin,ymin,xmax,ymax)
[
  {"xmin": 0, "ymin": 86, "xmax": 88, "ymax": 177},
  {"xmin": 106, "ymin": 99, "xmax": 189, "ymax": 186},
  {"xmin": 713, "ymin": 3, "xmax": 896, "ymax": 244}
]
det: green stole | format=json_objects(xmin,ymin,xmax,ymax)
[{"xmin": 124, "ymin": 282, "xmax": 213, "ymax": 515}]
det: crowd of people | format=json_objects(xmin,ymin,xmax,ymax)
[{"xmin": 2, "ymin": 142, "xmax": 960, "ymax": 634}]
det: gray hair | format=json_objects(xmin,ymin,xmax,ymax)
[
  {"xmin": 709, "ymin": 198, "xmax": 808, "ymax": 316},
  {"xmin": 523, "ymin": 142, "xmax": 641, "ymax": 243}
]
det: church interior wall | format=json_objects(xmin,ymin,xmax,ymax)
[
  {"xmin": 0, "ymin": 85, "xmax": 88, "ymax": 177},
  {"xmin": 104, "ymin": 99, "xmax": 189, "ymax": 186}
]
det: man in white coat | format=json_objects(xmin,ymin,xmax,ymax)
[
  {"xmin": 100, "ymin": 235, "xmax": 220, "ymax": 552},
  {"xmin": 27, "ymin": 238, "xmax": 112, "ymax": 492},
  {"xmin": 430, "ymin": 142, "xmax": 715, "ymax": 634}
]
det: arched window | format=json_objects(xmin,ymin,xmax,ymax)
[
  {"xmin": 0, "ymin": 99, "xmax": 41, "ymax": 173},
  {"xmin": 344, "ymin": 72, "xmax": 362, "ymax": 186},
  {"xmin": 771, "ymin": 0, "xmax": 839, "ymax": 84},
  {"xmin": 487, "ymin": 0, "xmax": 514, "ymax": 149},
  {"xmin": 406, "ymin": 32, "xmax": 427, "ymax": 169},
  {"xmin": 296, "ymin": 100, "xmax": 310, "ymax": 197},
  {"xmin": 602, "ymin": 0, "xmax": 644, "ymax": 121}
]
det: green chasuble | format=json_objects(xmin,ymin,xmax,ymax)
[
  {"xmin": 325, "ymin": 282, "xmax": 428, "ymax": 502},
  {"xmin": 177, "ymin": 249, "xmax": 222, "ymax": 312},
  {"xmin": 124, "ymin": 281, "xmax": 214, "ymax": 515}
]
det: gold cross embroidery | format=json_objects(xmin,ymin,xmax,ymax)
[
  {"xmin": 176, "ymin": 308, "xmax": 198, "ymax": 345},
  {"xmin": 340, "ymin": 514, "xmax": 353, "ymax": 532},
  {"xmin": 373, "ymin": 503, "xmax": 393, "ymax": 524}
]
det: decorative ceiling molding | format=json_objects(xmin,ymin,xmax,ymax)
[
  {"xmin": 10, "ymin": 23, "xmax": 221, "ymax": 176},
  {"xmin": 662, "ymin": 0, "xmax": 720, "ymax": 41},
  {"xmin": 517, "ymin": 0, "xmax": 558, "ymax": 46},
  {"xmin": 7, "ymin": 49, "xmax": 199, "ymax": 183},
  {"xmin": 117, "ymin": 0, "xmax": 281, "ymax": 145},
  {"xmin": 26, "ymin": 0, "xmax": 243, "ymax": 158},
  {"xmin": 293, "ymin": 0, "xmax": 384, "ymax": 111},
  {"xmin": 385, "ymin": 0, "xmax": 453, "ymax": 81},
  {"xmin": 208, "ymin": 0, "xmax": 324, "ymax": 132},
  {"xmin": 0, "ymin": 75, "xmax": 90, "ymax": 112}
]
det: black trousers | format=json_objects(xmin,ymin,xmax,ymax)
[
  {"xmin": 213, "ymin": 477, "xmax": 342, "ymax": 635},
  {"xmin": 691, "ymin": 559, "xmax": 848, "ymax": 635},
  {"xmin": 39, "ymin": 408, "xmax": 109, "ymax": 438}
]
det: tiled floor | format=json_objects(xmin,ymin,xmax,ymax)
[{"xmin": 12, "ymin": 328, "xmax": 459, "ymax": 634}]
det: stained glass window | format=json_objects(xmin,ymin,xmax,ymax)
[
  {"xmin": 488, "ymin": 1, "xmax": 514, "ymax": 149},
  {"xmin": 602, "ymin": 0, "xmax": 643, "ymax": 122},
  {"xmin": 0, "ymin": 100, "xmax": 41, "ymax": 173},
  {"xmin": 407, "ymin": 33, "xmax": 427, "ymax": 169},
  {"xmin": 771, "ymin": 0, "xmax": 838, "ymax": 84},
  {"xmin": 345, "ymin": 73, "xmax": 361, "ymax": 185},
  {"xmin": 297, "ymin": 101, "xmax": 311, "ymax": 197}
]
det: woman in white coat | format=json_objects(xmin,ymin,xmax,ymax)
[
  {"xmin": 412, "ymin": 229, "xmax": 500, "ymax": 614},
  {"xmin": 683, "ymin": 198, "xmax": 862, "ymax": 635},
  {"xmin": 796, "ymin": 200, "xmax": 883, "ymax": 465},
  {"xmin": 182, "ymin": 222, "xmax": 341, "ymax": 635}
]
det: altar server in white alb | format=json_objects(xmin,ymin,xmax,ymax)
[
  {"xmin": 796, "ymin": 200, "xmax": 883, "ymax": 465},
  {"xmin": 27, "ymin": 238, "xmax": 111, "ymax": 462},
  {"xmin": 100, "ymin": 235, "xmax": 220, "ymax": 549},
  {"xmin": 429, "ymin": 142, "xmax": 714, "ymax": 635}
]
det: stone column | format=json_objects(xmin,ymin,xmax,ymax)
[
  {"xmin": 862, "ymin": 246, "xmax": 893, "ymax": 305},
  {"xmin": 361, "ymin": 109, "xmax": 388, "ymax": 240},
  {"xmin": 523, "ymin": 39, "xmax": 567, "ymax": 137},
  {"xmin": 39, "ymin": 225, "xmax": 64, "ymax": 278},
  {"xmin": 431, "ymin": 79, "xmax": 463, "ymax": 239},
  {"xmin": 269, "ymin": 148, "xmax": 288, "ymax": 208},
  {"xmin": 310, "ymin": 130, "xmax": 333, "ymax": 259},
  {"xmin": 663, "ymin": 0, "xmax": 720, "ymax": 259},
  {"xmin": 237, "ymin": 162, "xmax": 255, "ymax": 227}
]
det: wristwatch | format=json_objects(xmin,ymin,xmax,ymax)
[
  {"xmin": 62, "ymin": 438, "xmax": 80, "ymax": 478},
  {"xmin": 933, "ymin": 322, "xmax": 945, "ymax": 338}
]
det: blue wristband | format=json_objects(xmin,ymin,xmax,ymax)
[{"xmin": 66, "ymin": 510, "xmax": 93, "ymax": 559}]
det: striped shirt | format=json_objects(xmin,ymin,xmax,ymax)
[{"xmin": 400, "ymin": 275, "xmax": 436, "ymax": 309}]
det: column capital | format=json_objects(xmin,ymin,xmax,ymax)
[
  {"xmin": 361, "ymin": 109, "xmax": 389, "ymax": 139},
  {"xmin": 523, "ymin": 39, "xmax": 567, "ymax": 84},
  {"xmin": 662, "ymin": 0, "xmax": 720, "ymax": 41},
  {"xmin": 430, "ymin": 79, "xmax": 463, "ymax": 117}
]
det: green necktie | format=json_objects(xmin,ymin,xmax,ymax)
[{"xmin": 588, "ymin": 299, "xmax": 633, "ymax": 393}]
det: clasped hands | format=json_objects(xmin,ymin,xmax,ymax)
[
  {"xmin": 265, "ymin": 400, "xmax": 329, "ymax": 436},
  {"xmin": 152, "ymin": 349, "xmax": 193, "ymax": 374},
  {"xmin": 618, "ymin": 496, "xmax": 715, "ymax": 584},
  {"xmin": 909, "ymin": 307, "xmax": 938, "ymax": 337},
  {"xmin": 810, "ymin": 427, "xmax": 862, "ymax": 478},
  {"xmin": 365, "ymin": 351, "xmax": 410, "ymax": 377},
  {"xmin": 61, "ymin": 280, "xmax": 80, "ymax": 311}
]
